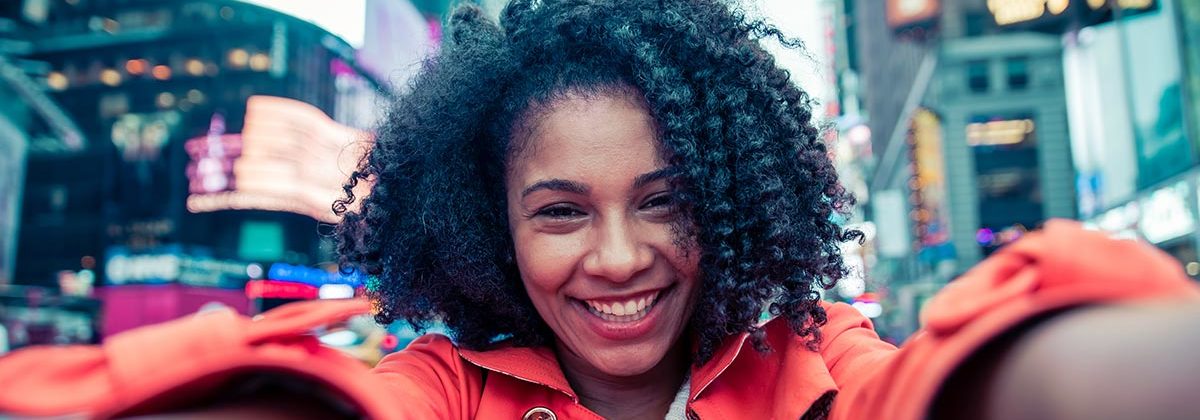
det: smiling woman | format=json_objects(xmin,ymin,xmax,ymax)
[
  {"xmin": 334, "ymin": 0, "xmax": 859, "ymax": 377},
  {"xmin": 2, "ymin": 0, "xmax": 1198, "ymax": 419},
  {"xmin": 319, "ymin": 0, "xmax": 1200, "ymax": 419},
  {"xmin": 332, "ymin": 0, "xmax": 861, "ymax": 416}
]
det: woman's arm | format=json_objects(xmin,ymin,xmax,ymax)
[
  {"xmin": 825, "ymin": 221, "xmax": 1200, "ymax": 420},
  {"xmin": 932, "ymin": 302, "xmax": 1200, "ymax": 420}
]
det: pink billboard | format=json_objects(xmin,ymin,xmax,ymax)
[{"xmin": 185, "ymin": 96, "xmax": 372, "ymax": 223}]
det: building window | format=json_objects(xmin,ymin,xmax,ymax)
[
  {"xmin": 967, "ymin": 60, "xmax": 989, "ymax": 93},
  {"xmin": 1006, "ymin": 57, "xmax": 1029, "ymax": 90},
  {"xmin": 970, "ymin": 113, "xmax": 1041, "ymax": 256}
]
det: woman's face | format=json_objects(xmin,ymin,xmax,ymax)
[{"xmin": 506, "ymin": 92, "xmax": 701, "ymax": 377}]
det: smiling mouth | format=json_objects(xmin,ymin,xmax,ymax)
[{"xmin": 579, "ymin": 289, "xmax": 664, "ymax": 323}]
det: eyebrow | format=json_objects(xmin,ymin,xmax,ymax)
[
  {"xmin": 521, "ymin": 179, "xmax": 589, "ymax": 198},
  {"xmin": 519, "ymin": 167, "xmax": 677, "ymax": 199},
  {"xmin": 632, "ymin": 167, "xmax": 677, "ymax": 190}
]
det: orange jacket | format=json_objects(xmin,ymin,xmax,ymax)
[{"xmin": 2, "ymin": 220, "xmax": 1197, "ymax": 419}]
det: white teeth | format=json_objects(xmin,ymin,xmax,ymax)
[{"xmin": 583, "ymin": 290, "xmax": 665, "ymax": 322}]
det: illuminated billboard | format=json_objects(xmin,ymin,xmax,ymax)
[
  {"xmin": 185, "ymin": 96, "xmax": 371, "ymax": 223},
  {"xmin": 1140, "ymin": 180, "xmax": 1194, "ymax": 244},
  {"xmin": 909, "ymin": 108, "xmax": 950, "ymax": 247},
  {"xmin": 244, "ymin": 263, "xmax": 366, "ymax": 300},
  {"xmin": 987, "ymin": 0, "xmax": 1158, "ymax": 32},
  {"xmin": 104, "ymin": 245, "xmax": 251, "ymax": 288},
  {"xmin": 887, "ymin": 0, "xmax": 941, "ymax": 33}
]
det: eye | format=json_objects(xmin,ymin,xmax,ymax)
[
  {"xmin": 535, "ymin": 204, "xmax": 585, "ymax": 219},
  {"xmin": 641, "ymin": 193, "xmax": 675, "ymax": 210}
]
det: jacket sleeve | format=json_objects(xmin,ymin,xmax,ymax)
[
  {"xmin": 0, "ymin": 298, "xmax": 434, "ymax": 420},
  {"xmin": 370, "ymin": 334, "xmax": 483, "ymax": 419},
  {"xmin": 823, "ymin": 220, "xmax": 1200, "ymax": 420}
]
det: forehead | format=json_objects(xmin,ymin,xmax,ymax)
[{"xmin": 508, "ymin": 93, "xmax": 664, "ymax": 182}]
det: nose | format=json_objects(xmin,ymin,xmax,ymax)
[{"xmin": 582, "ymin": 215, "xmax": 654, "ymax": 283}]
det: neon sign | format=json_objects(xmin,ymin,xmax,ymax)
[
  {"xmin": 886, "ymin": 0, "xmax": 941, "ymax": 31},
  {"xmin": 243, "ymin": 280, "xmax": 359, "ymax": 300},
  {"xmin": 105, "ymin": 253, "xmax": 180, "ymax": 285},
  {"xmin": 245, "ymin": 279, "xmax": 319, "ymax": 300},
  {"xmin": 967, "ymin": 119, "xmax": 1036, "ymax": 147},
  {"xmin": 184, "ymin": 96, "xmax": 372, "ymax": 223},
  {"xmin": 1140, "ymin": 181, "xmax": 1194, "ymax": 244},
  {"xmin": 266, "ymin": 262, "xmax": 365, "ymax": 287},
  {"xmin": 987, "ymin": 0, "xmax": 1158, "ymax": 31},
  {"xmin": 105, "ymin": 246, "xmax": 251, "ymax": 288},
  {"xmin": 185, "ymin": 114, "xmax": 242, "ymax": 194}
]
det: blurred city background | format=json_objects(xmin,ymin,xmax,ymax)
[{"xmin": 0, "ymin": 0, "xmax": 1196, "ymax": 360}]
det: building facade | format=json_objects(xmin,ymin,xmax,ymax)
[
  {"xmin": 1066, "ymin": 0, "xmax": 1200, "ymax": 275},
  {"xmin": 840, "ymin": 0, "xmax": 1085, "ymax": 334},
  {"xmin": 930, "ymin": 32, "xmax": 1075, "ymax": 265},
  {"xmin": 1, "ymin": 0, "xmax": 406, "ymax": 342},
  {"xmin": 845, "ymin": 0, "xmax": 1200, "ymax": 335}
]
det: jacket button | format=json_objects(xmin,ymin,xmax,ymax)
[{"xmin": 523, "ymin": 406, "xmax": 556, "ymax": 420}]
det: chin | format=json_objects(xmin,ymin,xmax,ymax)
[{"xmin": 585, "ymin": 342, "xmax": 672, "ymax": 377}]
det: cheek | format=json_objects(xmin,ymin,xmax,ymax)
[
  {"xmin": 658, "ymin": 231, "xmax": 701, "ymax": 292},
  {"xmin": 513, "ymin": 231, "xmax": 587, "ymax": 297},
  {"xmin": 673, "ymin": 250, "xmax": 700, "ymax": 282},
  {"xmin": 673, "ymin": 254, "xmax": 700, "ymax": 294}
]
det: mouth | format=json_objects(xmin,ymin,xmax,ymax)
[
  {"xmin": 571, "ymin": 285, "xmax": 675, "ymax": 341},
  {"xmin": 581, "ymin": 290, "xmax": 663, "ymax": 323}
]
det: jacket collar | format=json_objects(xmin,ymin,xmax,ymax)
[
  {"xmin": 457, "ymin": 344, "xmax": 579, "ymax": 401},
  {"xmin": 688, "ymin": 328, "xmax": 752, "ymax": 401},
  {"xmin": 456, "ymin": 317, "xmax": 812, "ymax": 405}
]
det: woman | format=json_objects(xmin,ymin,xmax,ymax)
[
  {"xmin": 336, "ymin": 0, "xmax": 862, "ymax": 417},
  {"xmin": 1, "ymin": 1, "xmax": 1198, "ymax": 419},
  {"xmin": 332, "ymin": 1, "xmax": 1198, "ymax": 419}
]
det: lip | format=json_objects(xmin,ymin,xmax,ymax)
[{"xmin": 573, "ymin": 285, "xmax": 674, "ymax": 341}]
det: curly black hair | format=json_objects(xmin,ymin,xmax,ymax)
[{"xmin": 334, "ymin": 0, "xmax": 862, "ymax": 363}]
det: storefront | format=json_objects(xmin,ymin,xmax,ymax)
[{"xmin": 1087, "ymin": 173, "xmax": 1200, "ymax": 279}]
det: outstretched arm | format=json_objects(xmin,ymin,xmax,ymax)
[
  {"xmin": 932, "ymin": 302, "xmax": 1200, "ymax": 420},
  {"xmin": 824, "ymin": 221, "xmax": 1200, "ymax": 420}
]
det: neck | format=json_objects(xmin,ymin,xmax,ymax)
[{"xmin": 555, "ymin": 340, "xmax": 691, "ymax": 420}]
